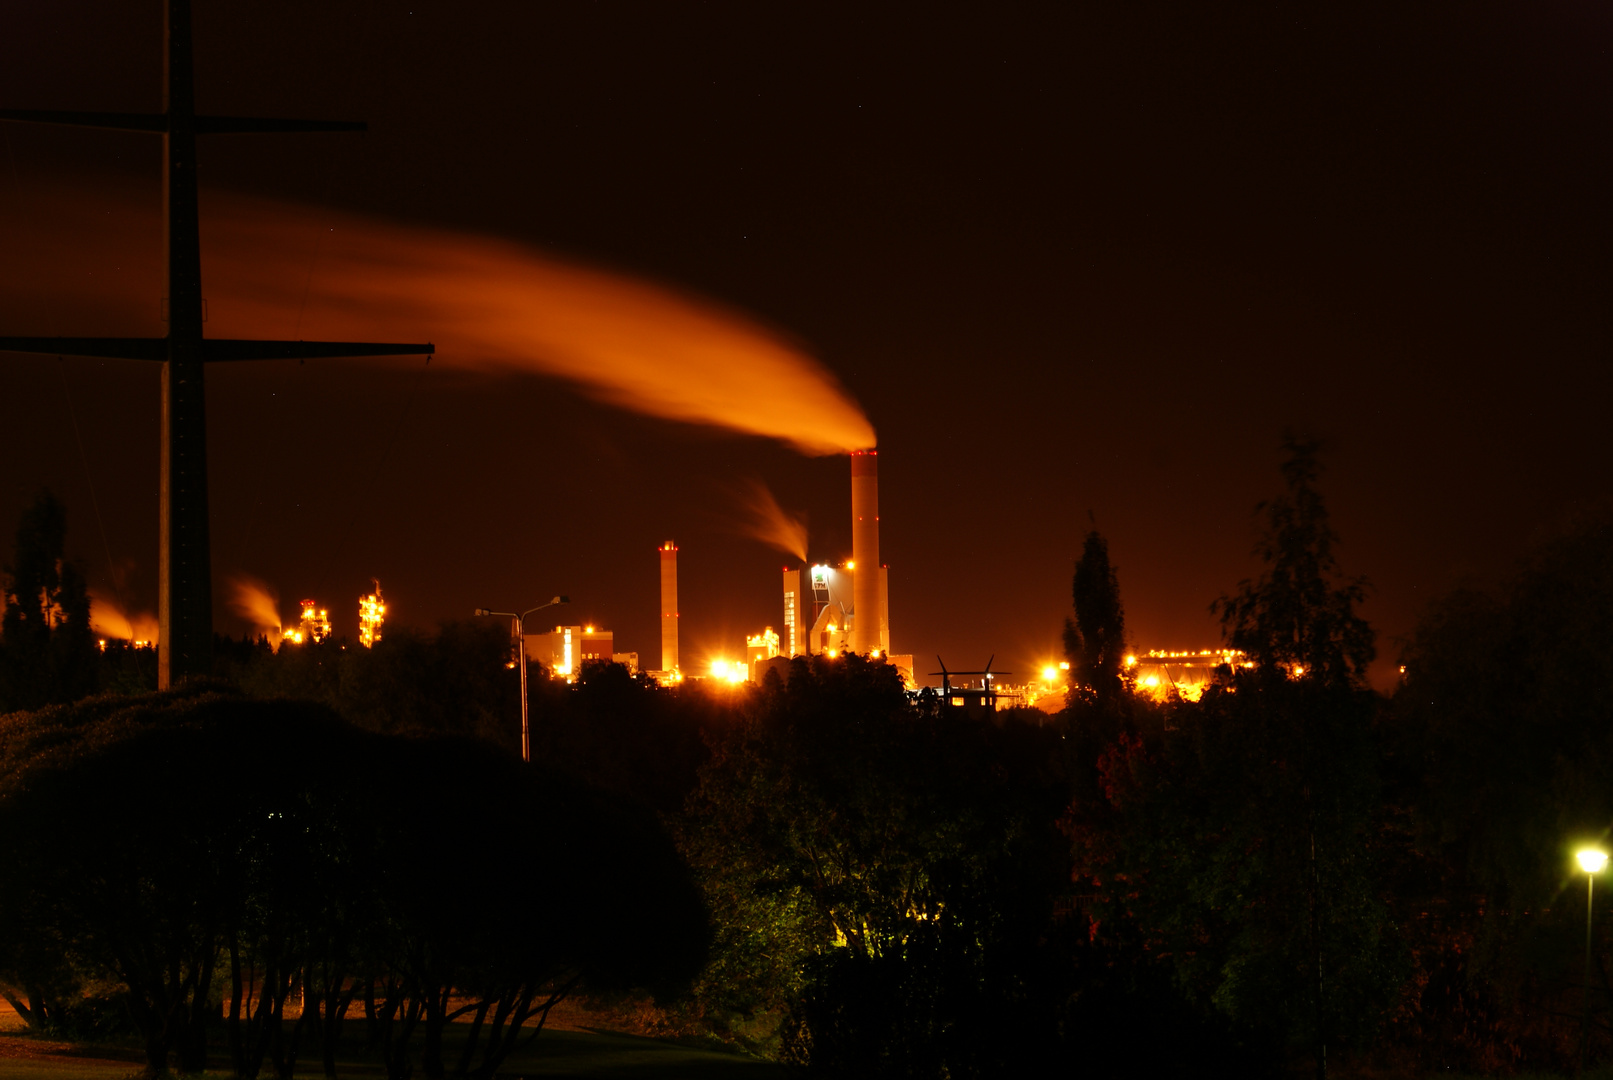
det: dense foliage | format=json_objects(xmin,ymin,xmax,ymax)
[
  {"xmin": 0, "ymin": 685, "xmax": 706, "ymax": 1080},
  {"xmin": 682, "ymin": 655, "xmax": 1075, "ymax": 1075},
  {"xmin": 0, "ymin": 492, "xmax": 97, "ymax": 710}
]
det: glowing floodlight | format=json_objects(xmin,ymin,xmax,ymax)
[{"xmin": 1578, "ymin": 849, "xmax": 1608, "ymax": 874}]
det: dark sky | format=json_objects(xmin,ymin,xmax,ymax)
[{"xmin": 2, "ymin": 1, "xmax": 1609, "ymax": 688}]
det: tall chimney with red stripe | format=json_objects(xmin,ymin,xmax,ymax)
[
  {"xmin": 659, "ymin": 541, "xmax": 679, "ymax": 674},
  {"xmin": 850, "ymin": 449, "xmax": 882, "ymax": 656}
]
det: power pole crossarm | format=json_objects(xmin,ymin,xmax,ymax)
[
  {"xmin": 0, "ymin": 339, "xmax": 434, "ymax": 363},
  {"xmin": 0, "ymin": 108, "xmax": 366, "ymax": 135}
]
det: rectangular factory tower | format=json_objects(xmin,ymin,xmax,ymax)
[
  {"xmin": 850, "ymin": 449, "xmax": 884, "ymax": 656},
  {"xmin": 659, "ymin": 541, "xmax": 679, "ymax": 674}
]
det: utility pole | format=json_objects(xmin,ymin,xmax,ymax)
[
  {"xmin": 475, "ymin": 597, "xmax": 568, "ymax": 763},
  {"xmin": 0, "ymin": 0, "xmax": 433, "ymax": 686}
]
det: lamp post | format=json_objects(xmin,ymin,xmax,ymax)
[
  {"xmin": 475, "ymin": 596, "xmax": 567, "ymax": 763},
  {"xmin": 1578, "ymin": 847, "xmax": 1608, "ymax": 1073}
]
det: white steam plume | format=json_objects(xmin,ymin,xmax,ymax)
[
  {"xmin": 731, "ymin": 478, "xmax": 809, "ymax": 562},
  {"xmin": 227, "ymin": 574, "xmax": 283, "ymax": 645},
  {"xmin": 88, "ymin": 588, "xmax": 158, "ymax": 644}
]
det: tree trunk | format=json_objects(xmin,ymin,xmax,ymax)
[
  {"xmin": 420, "ymin": 988, "xmax": 447, "ymax": 1080},
  {"xmin": 143, "ymin": 1029, "xmax": 173, "ymax": 1080},
  {"xmin": 177, "ymin": 948, "xmax": 216, "ymax": 1074}
]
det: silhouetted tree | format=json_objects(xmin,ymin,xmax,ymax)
[
  {"xmin": 1391, "ymin": 503, "xmax": 1613, "ymax": 1071},
  {"xmin": 1212, "ymin": 435, "xmax": 1373, "ymax": 684},
  {"xmin": 0, "ymin": 491, "xmax": 96, "ymax": 711},
  {"xmin": 684, "ymin": 654, "xmax": 1073, "ymax": 1072},
  {"xmin": 0, "ymin": 685, "xmax": 709, "ymax": 1080},
  {"xmin": 1073, "ymin": 436, "xmax": 1400, "ymax": 1079},
  {"xmin": 1063, "ymin": 528, "xmax": 1130, "ymax": 716}
]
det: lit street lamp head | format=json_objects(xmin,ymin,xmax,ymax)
[{"xmin": 1578, "ymin": 849, "xmax": 1608, "ymax": 874}]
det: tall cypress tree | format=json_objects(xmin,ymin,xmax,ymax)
[{"xmin": 1062, "ymin": 529, "xmax": 1129, "ymax": 714}]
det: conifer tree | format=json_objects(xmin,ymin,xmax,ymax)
[{"xmin": 1062, "ymin": 529, "xmax": 1129, "ymax": 714}]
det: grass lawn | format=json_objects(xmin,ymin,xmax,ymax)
[{"xmin": 0, "ymin": 1025, "xmax": 784, "ymax": 1080}]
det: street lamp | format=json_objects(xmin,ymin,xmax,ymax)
[
  {"xmin": 1578, "ymin": 846, "xmax": 1608, "ymax": 1073},
  {"xmin": 475, "ymin": 596, "xmax": 568, "ymax": 763}
]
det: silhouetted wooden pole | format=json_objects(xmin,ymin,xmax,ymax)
[{"xmin": 160, "ymin": 0, "xmax": 213, "ymax": 684}]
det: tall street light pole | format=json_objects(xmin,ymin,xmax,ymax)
[
  {"xmin": 476, "ymin": 596, "xmax": 567, "ymax": 763},
  {"xmin": 1578, "ymin": 847, "xmax": 1608, "ymax": 1074}
]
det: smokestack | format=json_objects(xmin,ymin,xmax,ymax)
[
  {"xmin": 850, "ymin": 449, "xmax": 882, "ymax": 656},
  {"xmin": 659, "ymin": 541, "xmax": 679, "ymax": 673}
]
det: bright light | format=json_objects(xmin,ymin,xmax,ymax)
[
  {"xmin": 1124, "ymin": 655, "xmax": 1137, "ymax": 667},
  {"xmin": 1579, "ymin": 849, "xmax": 1608, "ymax": 873},
  {"xmin": 824, "ymin": 648, "xmax": 838, "ymax": 658},
  {"xmin": 846, "ymin": 560, "xmax": 855, "ymax": 569},
  {"xmin": 1059, "ymin": 661, "xmax": 1070, "ymax": 670},
  {"xmin": 1041, "ymin": 666, "xmax": 1057, "ymax": 682},
  {"xmin": 1143, "ymin": 674, "xmax": 1159, "ymax": 687},
  {"xmin": 710, "ymin": 659, "xmax": 747, "ymax": 684}
]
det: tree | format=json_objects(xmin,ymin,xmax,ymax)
[
  {"xmin": 1073, "ymin": 436, "xmax": 1401, "ymax": 1078},
  {"xmin": 1212, "ymin": 435, "xmax": 1373, "ymax": 684},
  {"xmin": 1063, "ymin": 528, "xmax": 1130, "ymax": 715},
  {"xmin": 1391, "ymin": 504, "xmax": 1613, "ymax": 1071},
  {"xmin": 0, "ymin": 491, "xmax": 96, "ymax": 711},
  {"xmin": 0, "ymin": 684, "xmax": 709, "ymax": 1080},
  {"xmin": 683, "ymin": 654, "xmax": 1074, "ymax": 1073}
]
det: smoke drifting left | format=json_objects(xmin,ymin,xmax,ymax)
[
  {"xmin": 1, "ymin": 183, "xmax": 874, "ymax": 456},
  {"xmin": 730, "ymin": 478, "xmax": 810, "ymax": 563},
  {"xmin": 227, "ymin": 575, "xmax": 283, "ymax": 645}
]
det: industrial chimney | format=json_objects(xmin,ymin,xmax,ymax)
[
  {"xmin": 659, "ymin": 541, "xmax": 679, "ymax": 673},
  {"xmin": 850, "ymin": 449, "xmax": 882, "ymax": 656}
]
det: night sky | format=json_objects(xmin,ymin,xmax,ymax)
[{"xmin": 2, "ymin": 1, "xmax": 1608, "ymax": 689}]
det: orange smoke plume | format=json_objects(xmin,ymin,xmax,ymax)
[
  {"xmin": 1, "ymin": 184, "xmax": 876, "ymax": 456},
  {"xmin": 226, "ymin": 574, "xmax": 283, "ymax": 645},
  {"xmin": 731, "ymin": 478, "xmax": 809, "ymax": 562},
  {"xmin": 88, "ymin": 588, "xmax": 158, "ymax": 645}
]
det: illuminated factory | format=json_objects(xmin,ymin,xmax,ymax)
[
  {"xmin": 774, "ymin": 449, "xmax": 913, "ymax": 684},
  {"xmin": 358, "ymin": 580, "xmax": 386, "ymax": 648},
  {"xmin": 526, "ymin": 623, "xmax": 638, "ymax": 680},
  {"xmin": 281, "ymin": 600, "xmax": 332, "ymax": 646},
  {"xmin": 1127, "ymin": 649, "xmax": 1249, "ymax": 701}
]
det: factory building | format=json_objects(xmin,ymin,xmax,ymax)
[
  {"xmin": 770, "ymin": 449, "xmax": 913, "ymax": 685},
  {"xmin": 525, "ymin": 624, "xmax": 616, "ymax": 679},
  {"xmin": 358, "ymin": 580, "xmax": 385, "ymax": 648},
  {"xmin": 1128, "ymin": 649, "xmax": 1249, "ymax": 701},
  {"xmin": 282, "ymin": 600, "xmax": 332, "ymax": 645},
  {"xmin": 747, "ymin": 627, "xmax": 780, "ymax": 681},
  {"xmin": 781, "ymin": 562, "xmax": 887, "ymax": 657}
]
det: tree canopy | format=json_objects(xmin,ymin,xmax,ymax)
[{"xmin": 0, "ymin": 684, "xmax": 707, "ymax": 1080}]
